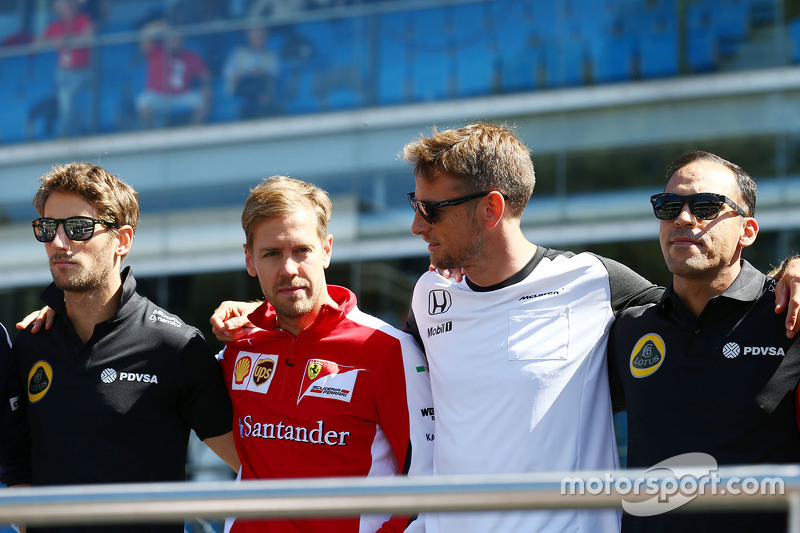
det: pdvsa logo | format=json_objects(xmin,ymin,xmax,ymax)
[
  {"xmin": 428, "ymin": 290, "xmax": 452, "ymax": 315},
  {"xmin": 28, "ymin": 361, "xmax": 53, "ymax": 403},
  {"xmin": 100, "ymin": 368, "xmax": 159, "ymax": 384},
  {"xmin": 630, "ymin": 334, "xmax": 666, "ymax": 378},
  {"xmin": 723, "ymin": 342, "xmax": 785, "ymax": 358},
  {"xmin": 722, "ymin": 342, "xmax": 740, "ymax": 358},
  {"xmin": 101, "ymin": 368, "xmax": 118, "ymax": 383}
]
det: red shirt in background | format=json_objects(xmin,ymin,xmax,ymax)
[
  {"xmin": 43, "ymin": 12, "xmax": 92, "ymax": 69},
  {"xmin": 144, "ymin": 44, "xmax": 208, "ymax": 94}
]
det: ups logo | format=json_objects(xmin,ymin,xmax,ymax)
[{"xmin": 253, "ymin": 359, "xmax": 275, "ymax": 386}]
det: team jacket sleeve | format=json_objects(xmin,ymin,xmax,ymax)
[
  {"xmin": 595, "ymin": 254, "xmax": 664, "ymax": 315},
  {"xmin": 0, "ymin": 323, "xmax": 31, "ymax": 486},
  {"xmin": 606, "ymin": 315, "xmax": 627, "ymax": 414},
  {"xmin": 404, "ymin": 304, "xmax": 424, "ymax": 355},
  {"xmin": 177, "ymin": 332, "xmax": 234, "ymax": 441},
  {"xmin": 375, "ymin": 331, "xmax": 434, "ymax": 532}
]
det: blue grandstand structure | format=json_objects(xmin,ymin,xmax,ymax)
[
  {"xmin": 2, "ymin": 1, "xmax": 800, "ymax": 529},
  {"xmin": 2, "ymin": 0, "xmax": 800, "ymax": 353},
  {"xmin": 0, "ymin": 0, "xmax": 795, "ymax": 144}
]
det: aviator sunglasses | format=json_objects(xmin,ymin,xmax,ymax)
[
  {"xmin": 650, "ymin": 192, "xmax": 749, "ymax": 221},
  {"xmin": 32, "ymin": 216, "xmax": 120, "ymax": 243},
  {"xmin": 407, "ymin": 191, "xmax": 492, "ymax": 224}
]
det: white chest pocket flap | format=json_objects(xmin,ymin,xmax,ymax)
[{"xmin": 508, "ymin": 308, "xmax": 569, "ymax": 361}]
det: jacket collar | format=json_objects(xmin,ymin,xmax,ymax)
[
  {"xmin": 42, "ymin": 266, "xmax": 140, "ymax": 321},
  {"xmin": 247, "ymin": 284, "xmax": 357, "ymax": 337},
  {"xmin": 658, "ymin": 259, "xmax": 766, "ymax": 314}
]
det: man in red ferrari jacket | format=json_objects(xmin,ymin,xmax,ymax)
[{"xmin": 216, "ymin": 175, "xmax": 434, "ymax": 532}]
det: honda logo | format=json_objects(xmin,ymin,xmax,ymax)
[{"xmin": 428, "ymin": 290, "xmax": 452, "ymax": 315}]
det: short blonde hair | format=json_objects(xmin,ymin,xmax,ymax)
[
  {"xmin": 33, "ymin": 162, "xmax": 140, "ymax": 234},
  {"xmin": 241, "ymin": 175, "xmax": 332, "ymax": 248}
]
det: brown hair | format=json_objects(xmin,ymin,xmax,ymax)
[
  {"xmin": 241, "ymin": 175, "xmax": 332, "ymax": 247},
  {"xmin": 402, "ymin": 123, "xmax": 535, "ymax": 217},
  {"xmin": 665, "ymin": 150, "xmax": 756, "ymax": 216},
  {"xmin": 33, "ymin": 162, "xmax": 140, "ymax": 233}
]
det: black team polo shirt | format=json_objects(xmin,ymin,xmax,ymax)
[
  {"xmin": 13, "ymin": 267, "xmax": 233, "ymax": 533},
  {"xmin": 610, "ymin": 260, "xmax": 800, "ymax": 533}
]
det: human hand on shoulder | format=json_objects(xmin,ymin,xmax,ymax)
[
  {"xmin": 16, "ymin": 306, "xmax": 55, "ymax": 333},
  {"xmin": 772, "ymin": 256, "xmax": 800, "ymax": 339},
  {"xmin": 428, "ymin": 264, "xmax": 465, "ymax": 283},
  {"xmin": 210, "ymin": 300, "xmax": 260, "ymax": 343}
]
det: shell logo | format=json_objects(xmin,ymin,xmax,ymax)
[{"xmin": 235, "ymin": 356, "xmax": 252, "ymax": 385}]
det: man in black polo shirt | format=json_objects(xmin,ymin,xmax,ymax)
[
  {"xmin": 13, "ymin": 162, "xmax": 238, "ymax": 532},
  {"xmin": 0, "ymin": 321, "xmax": 30, "ymax": 488},
  {"xmin": 609, "ymin": 151, "xmax": 800, "ymax": 532}
]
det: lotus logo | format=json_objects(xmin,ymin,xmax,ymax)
[{"xmin": 428, "ymin": 290, "xmax": 452, "ymax": 315}]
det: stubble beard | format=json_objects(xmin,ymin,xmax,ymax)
[
  {"xmin": 430, "ymin": 228, "xmax": 485, "ymax": 271},
  {"xmin": 268, "ymin": 283, "xmax": 319, "ymax": 321},
  {"xmin": 664, "ymin": 244, "xmax": 723, "ymax": 280},
  {"xmin": 49, "ymin": 245, "xmax": 115, "ymax": 293}
]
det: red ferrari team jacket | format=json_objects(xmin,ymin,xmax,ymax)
[{"xmin": 219, "ymin": 285, "xmax": 434, "ymax": 532}]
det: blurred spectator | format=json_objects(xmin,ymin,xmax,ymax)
[
  {"xmin": 174, "ymin": 0, "xmax": 230, "ymax": 24},
  {"xmin": 222, "ymin": 25, "xmax": 279, "ymax": 118},
  {"xmin": 136, "ymin": 24, "xmax": 211, "ymax": 128},
  {"xmin": 40, "ymin": 0, "xmax": 95, "ymax": 137},
  {"xmin": 246, "ymin": 0, "xmax": 306, "ymax": 19},
  {"xmin": 26, "ymin": 95, "xmax": 59, "ymax": 140},
  {"xmin": 77, "ymin": 0, "xmax": 109, "ymax": 29},
  {"xmin": 1, "ymin": 2, "xmax": 33, "ymax": 48},
  {"xmin": 0, "ymin": 31, "xmax": 33, "ymax": 47}
]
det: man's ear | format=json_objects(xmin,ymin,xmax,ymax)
[
  {"xmin": 115, "ymin": 226, "xmax": 134, "ymax": 257},
  {"xmin": 739, "ymin": 216, "xmax": 759, "ymax": 248},
  {"xmin": 483, "ymin": 191, "xmax": 506, "ymax": 229},
  {"xmin": 322, "ymin": 234, "xmax": 333, "ymax": 269},
  {"xmin": 244, "ymin": 243, "xmax": 258, "ymax": 277}
]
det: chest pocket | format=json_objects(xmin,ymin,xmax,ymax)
[{"xmin": 508, "ymin": 308, "xmax": 569, "ymax": 361}]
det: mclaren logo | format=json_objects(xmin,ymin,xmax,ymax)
[
  {"xmin": 629, "ymin": 334, "xmax": 666, "ymax": 378},
  {"xmin": 428, "ymin": 290, "xmax": 452, "ymax": 315},
  {"xmin": 28, "ymin": 360, "xmax": 53, "ymax": 403}
]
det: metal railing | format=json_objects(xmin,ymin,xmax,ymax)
[{"xmin": 1, "ymin": 465, "xmax": 800, "ymax": 529}]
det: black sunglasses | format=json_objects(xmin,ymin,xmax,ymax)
[
  {"xmin": 407, "ymin": 191, "xmax": 492, "ymax": 224},
  {"xmin": 650, "ymin": 192, "xmax": 749, "ymax": 221},
  {"xmin": 32, "ymin": 216, "xmax": 120, "ymax": 243}
]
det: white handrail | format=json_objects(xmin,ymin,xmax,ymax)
[{"xmin": 1, "ymin": 465, "xmax": 800, "ymax": 528}]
